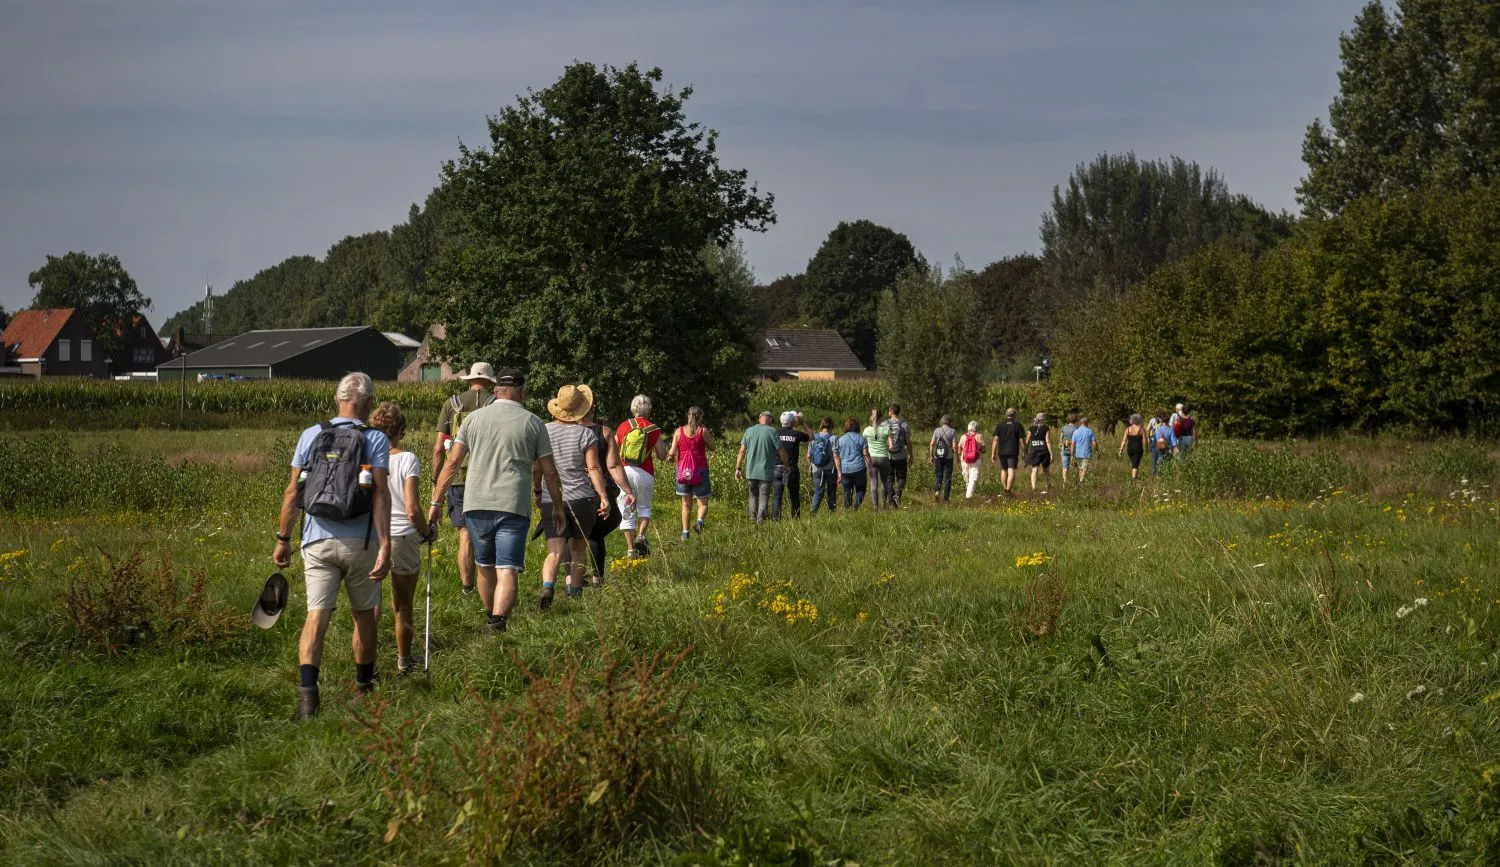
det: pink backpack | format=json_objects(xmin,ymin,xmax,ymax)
[
  {"xmin": 961, "ymin": 432, "xmax": 981, "ymax": 463},
  {"xmin": 676, "ymin": 429, "xmax": 706, "ymax": 485}
]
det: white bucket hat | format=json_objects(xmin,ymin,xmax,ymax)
[{"xmin": 460, "ymin": 362, "xmax": 497, "ymax": 383}]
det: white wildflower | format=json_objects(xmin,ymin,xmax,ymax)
[
  {"xmin": 1348, "ymin": 692, "xmax": 1366, "ymax": 704},
  {"xmin": 1406, "ymin": 685, "xmax": 1426, "ymax": 700}
]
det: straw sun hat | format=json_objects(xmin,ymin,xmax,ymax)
[{"xmin": 547, "ymin": 384, "xmax": 594, "ymax": 422}]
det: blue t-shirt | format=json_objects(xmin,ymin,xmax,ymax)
[
  {"xmin": 1153, "ymin": 423, "xmax": 1178, "ymax": 451},
  {"xmin": 292, "ymin": 417, "xmax": 391, "ymax": 546},
  {"xmin": 1070, "ymin": 426, "xmax": 1096, "ymax": 459},
  {"xmin": 836, "ymin": 432, "xmax": 867, "ymax": 472}
]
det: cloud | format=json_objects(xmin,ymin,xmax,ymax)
[{"xmin": 0, "ymin": 0, "xmax": 1365, "ymax": 318}]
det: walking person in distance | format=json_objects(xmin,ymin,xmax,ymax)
[
  {"xmin": 578, "ymin": 403, "xmax": 634, "ymax": 585},
  {"xmin": 1026, "ymin": 412, "xmax": 1053, "ymax": 494},
  {"xmin": 735, "ymin": 410, "xmax": 786, "ymax": 524},
  {"xmin": 1119, "ymin": 413, "xmax": 1147, "ymax": 480},
  {"xmin": 1174, "ymin": 406, "xmax": 1197, "ymax": 459},
  {"xmin": 536, "ymin": 384, "xmax": 613, "ymax": 610},
  {"xmin": 368, "ymin": 401, "xmax": 436, "ymax": 677},
  {"xmin": 863, "ymin": 407, "xmax": 890, "ymax": 511},
  {"xmin": 959, "ymin": 421, "xmax": 984, "ymax": 499},
  {"xmin": 432, "ymin": 363, "xmax": 497, "ymax": 595},
  {"xmin": 990, "ymin": 408, "xmax": 1023, "ymax": 496},
  {"xmin": 426, "ymin": 368, "xmax": 564, "ymax": 635},
  {"xmin": 930, "ymin": 414, "xmax": 957, "ymax": 504},
  {"xmin": 667, "ymin": 406, "xmax": 714, "ymax": 540},
  {"xmin": 833, "ymin": 418, "xmax": 870, "ymax": 510},
  {"xmin": 883, "ymin": 404, "xmax": 913, "ymax": 508},
  {"xmin": 772, "ymin": 410, "xmax": 812, "ymax": 520},
  {"xmin": 1070, "ymin": 416, "xmax": 1098, "ymax": 483},
  {"xmin": 616, "ymin": 395, "xmax": 666, "ymax": 558},
  {"xmin": 808, "ymin": 417, "xmax": 839, "ymax": 514},
  {"xmin": 272, "ymin": 372, "xmax": 393, "ymax": 721}
]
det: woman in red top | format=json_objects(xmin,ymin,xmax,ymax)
[
  {"xmin": 615, "ymin": 394, "xmax": 667, "ymax": 558},
  {"xmin": 667, "ymin": 406, "xmax": 716, "ymax": 541}
]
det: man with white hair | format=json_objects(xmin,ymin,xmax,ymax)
[
  {"xmin": 432, "ymin": 362, "xmax": 498, "ymax": 595},
  {"xmin": 273, "ymin": 372, "xmax": 393, "ymax": 722},
  {"xmin": 736, "ymin": 410, "xmax": 787, "ymax": 524},
  {"xmin": 615, "ymin": 394, "xmax": 666, "ymax": 558},
  {"xmin": 772, "ymin": 410, "xmax": 812, "ymax": 520}
]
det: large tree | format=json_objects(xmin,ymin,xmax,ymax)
[
  {"xmin": 432, "ymin": 62, "xmax": 774, "ymax": 424},
  {"xmin": 876, "ymin": 262, "xmax": 990, "ymax": 427},
  {"xmin": 1038, "ymin": 153, "xmax": 1290, "ymax": 330},
  {"xmin": 28, "ymin": 252, "xmax": 151, "ymax": 361},
  {"xmin": 801, "ymin": 220, "xmax": 921, "ymax": 368},
  {"xmin": 1299, "ymin": 0, "xmax": 1500, "ymax": 217},
  {"xmin": 969, "ymin": 254, "xmax": 1043, "ymax": 363},
  {"xmin": 749, "ymin": 273, "xmax": 806, "ymax": 330}
]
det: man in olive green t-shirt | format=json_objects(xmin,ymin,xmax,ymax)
[
  {"xmin": 433, "ymin": 363, "xmax": 498, "ymax": 594},
  {"xmin": 735, "ymin": 411, "xmax": 787, "ymax": 525}
]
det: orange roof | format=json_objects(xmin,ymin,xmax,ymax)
[{"xmin": 1, "ymin": 308, "xmax": 77, "ymax": 360}]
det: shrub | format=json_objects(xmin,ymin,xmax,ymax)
[
  {"xmin": 1414, "ymin": 440, "xmax": 1496, "ymax": 486},
  {"xmin": 362, "ymin": 644, "xmax": 713, "ymax": 862},
  {"xmin": 1167, "ymin": 441, "xmax": 1358, "ymax": 500},
  {"xmin": 58, "ymin": 550, "xmax": 243, "ymax": 654}
]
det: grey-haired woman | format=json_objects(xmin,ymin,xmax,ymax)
[{"xmin": 1119, "ymin": 413, "xmax": 1146, "ymax": 480}]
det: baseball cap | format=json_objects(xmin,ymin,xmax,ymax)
[
  {"xmin": 252, "ymin": 572, "xmax": 290, "ymax": 629},
  {"xmin": 780, "ymin": 410, "xmax": 798, "ymax": 426},
  {"xmin": 494, "ymin": 367, "xmax": 525, "ymax": 387}
]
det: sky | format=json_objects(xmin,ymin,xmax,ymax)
[{"xmin": 0, "ymin": 0, "xmax": 1367, "ymax": 323}]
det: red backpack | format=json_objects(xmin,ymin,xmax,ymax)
[{"xmin": 961, "ymin": 432, "xmax": 981, "ymax": 463}]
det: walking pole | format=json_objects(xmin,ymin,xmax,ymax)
[{"xmin": 423, "ymin": 539, "xmax": 433, "ymax": 674}]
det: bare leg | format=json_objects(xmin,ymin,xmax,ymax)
[
  {"xmin": 542, "ymin": 537, "xmax": 565, "ymax": 585},
  {"xmin": 350, "ymin": 606, "xmax": 377, "ymax": 665},
  {"xmin": 390, "ymin": 572, "xmax": 418, "ymax": 659},
  {"xmin": 457, "ymin": 526, "xmax": 475, "ymax": 590},
  {"xmin": 477, "ymin": 565, "xmax": 497, "ymax": 614},
  {"xmin": 680, "ymin": 496, "xmax": 691, "ymax": 534},
  {"xmin": 637, "ymin": 516, "xmax": 651, "ymax": 542},
  {"xmin": 567, "ymin": 538, "xmax": 588, "ymax": 589},
  {"xmin": 298, "ymin": 609, "xmax": 333, "ymax": 667},
  {"xmin": 696, "ymin": 497, "xmax": 709, "ymax": 522},
  {"xmin": 493, "ymin": 567, "xmax": 518, "ymax": 617}
]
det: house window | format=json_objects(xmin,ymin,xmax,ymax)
[
  {"xmin": 133, "ymin": 348, "xmax": 154, "ymax": 364},
  {"xmin": 140, "ymin": 326, "xmax": 149, "ymax": 338},
  {"xmin": 765, "ymin": 338, "xmax": 779, "ymax": 347},
  {"xmin": 58, "ymin": 339, "xmax": 71, "ymax": 362},
  {"xmin": 80, "ymin": 340, "xmax": 93, "ymax": 362}
]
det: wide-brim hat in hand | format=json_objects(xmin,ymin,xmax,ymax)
[
  {"xmin": 252, "ymin": 572, "xmax": 290, "ymax": 629},
  {"xmin": 460, "ymin": 362, "xmax": 497, "ymax": 383},
  {"xmin": 548, "ymin": 384, "xmax": 594, "ymax": 422}
]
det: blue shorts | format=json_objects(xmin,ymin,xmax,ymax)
[
  {"xmin": 1061, "ymin": 452, "xmax": 1073, "ymax": 469},
  {"xmin": 464, "ymin": 510, "xmax": 528, "ymax": 571},
  {"xmin": 675, "ymin": 477, "xmax": 712, "ymax": 498}
]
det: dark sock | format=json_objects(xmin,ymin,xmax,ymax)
[
  {"xmin": 543, "ymin": 580, "xmax": 555, "ymax": 589},
  {"xmin": 355, "ymin": 662, "xmax": 375, "ymax": 683},
  {"xmin": 299, "ymin": 665, "xmax": 319, "ymax": 689}
]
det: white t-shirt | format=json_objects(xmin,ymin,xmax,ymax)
[{"xmin": 387, "ymin": 450, "xmax": 420, "ymax": 537}]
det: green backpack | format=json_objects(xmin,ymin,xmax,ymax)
[{"xmin": 620, "ymin": 419, "xmax": 659, "ymax": 465}]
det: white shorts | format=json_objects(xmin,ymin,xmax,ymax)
[{"xmin": 618, "ymin": 465, "xmax": 655, "ymax": 529}]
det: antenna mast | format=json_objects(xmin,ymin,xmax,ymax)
[{"xmin": 202, "ymin": 284, "xmax": 214, "ymax": 337}]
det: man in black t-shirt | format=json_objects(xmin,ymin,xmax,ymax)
[
  {"xmin": 989, "ymin": 407, "xmax": 1024, "ymax": 495},
  {"xmin": 772, "ymin": 411, "xmax": 812, "ymax": 520}
]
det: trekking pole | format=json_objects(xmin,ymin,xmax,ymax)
[{"xmin": 423, "ymin": 539, "xmax": 433, "ymax": 674}]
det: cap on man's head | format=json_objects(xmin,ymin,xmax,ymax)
[
  {"xmin": 494, "ymin": 368, "xmax": 525, "ymax": 387},
  {"xmin": 758, "ymin": 410, "xmax": 774, "ymax": 421},
  {"xmin": 780, "ymin": 410, "xmax": 798, "ymax": 426}
]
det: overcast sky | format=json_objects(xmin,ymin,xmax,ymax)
[{"xmin": 0, "ymin": 0, "xmax": 1366, "ymax": 322}]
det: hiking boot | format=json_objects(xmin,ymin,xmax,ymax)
[
  {"xmin": 355, "ymin": 675, "xmax": 377, "ymax": 696},
  {"xmin": 681, "ymin": 530, "xmax": 691, "ymax": 542},
  {"xmin": 694, "ymin": 519, "xmax": 705, "ymax": 535},
  {"xmin": 294, "ymin": 686, "xmax": 320, "ymax": 722},
  {"xmin": 461, "ymin": 584, "xmax": 476, "ymax": 597},
  {"xmin": 397, "ymin": 655, "xmax": 424, "ymax": 676},
  {"xmin": 539, "ymin": 585, "xmax": 555, "ymax": 611},
  {"xmin": 635, "ymin": 539, "xmax": 651, "ymax": 558},
  {"xmin": 487, "ymin": 615, "xmax": 508, "ymax": 634}
]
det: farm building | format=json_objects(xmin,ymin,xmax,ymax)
[
  {"xmin": 398, "ymin": 323, "xmax": 457, "ymax": 382},
  {"xmin": 113, "ymin": 313, "xmax": 170, "ymax": 375},
  {"xmin": 0, "ymin": 308, "xmax": 110, "ymax": 378},
  {"xmin": 157, "ymin": 326, "xmax": 406, "ymax": 381},
  {"xmin": 756, "ymin": 328, "xmax": 868, "ymax": 380}
]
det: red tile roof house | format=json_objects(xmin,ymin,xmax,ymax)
[{"xmin": 0, "ymin": 308, "xmax": 110, "ymax": 378}]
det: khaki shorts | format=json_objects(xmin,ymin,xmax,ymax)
[
  {"xmin": 391, "ymin": 533, "xmax": 422, "ymax": 576},
  {"xmin": 303, "ymin": 537, "xmax": 381, "ymax": 612}
]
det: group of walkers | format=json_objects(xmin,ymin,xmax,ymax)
[{"xmin": 269, "ymin": 366, "xmax": 1200, "ymax": 719}]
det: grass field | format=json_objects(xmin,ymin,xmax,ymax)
[{"xmin": 2, "ymin": 425, "xmax": 1499, "ymax": 864}]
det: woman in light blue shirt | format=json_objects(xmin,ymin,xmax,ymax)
[{"xmin": 833, "ymin": 417, "xmax": 870, "ymax": 510}]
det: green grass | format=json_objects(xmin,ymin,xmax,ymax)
[{"xmin": 1, "ymin": 431, "xmax": 1499, "ymax": 863}]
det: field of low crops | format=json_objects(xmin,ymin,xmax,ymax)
[{"xmin": 2, "ymin": 419, "xmax": 1499, "ymax": 863}]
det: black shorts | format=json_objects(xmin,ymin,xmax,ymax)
[
  {"xmin": 540, "ymin": 498, "xmax": 599, "ymax": 541},
  {"xmin": 1027, "ymin": 449, "xmax": 1051, "ymax": 469},
  {"xmin": 447, "ymin": 485, "xmax": 467, "ymax": 529},
  {"xmin": 998, "ymin": 454, "xmax": 1019, "ymax": 470}
]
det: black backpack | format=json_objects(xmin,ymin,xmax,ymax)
[{"xmin": 300, "ymin": 422, "xmax": 373, "ymax": 522}]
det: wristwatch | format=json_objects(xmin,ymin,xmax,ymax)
[{"xmin": 275, "ymin": 532, "xmax": 291, "ymax": 543}]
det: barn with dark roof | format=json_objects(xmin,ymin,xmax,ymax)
[
  {"xmin": 756, "ymin": 328, "xmax": 868, "ymax": 380},
  {"xmin": 156, "ymin": 326, "xmax": 406, "ymax": 381}
]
